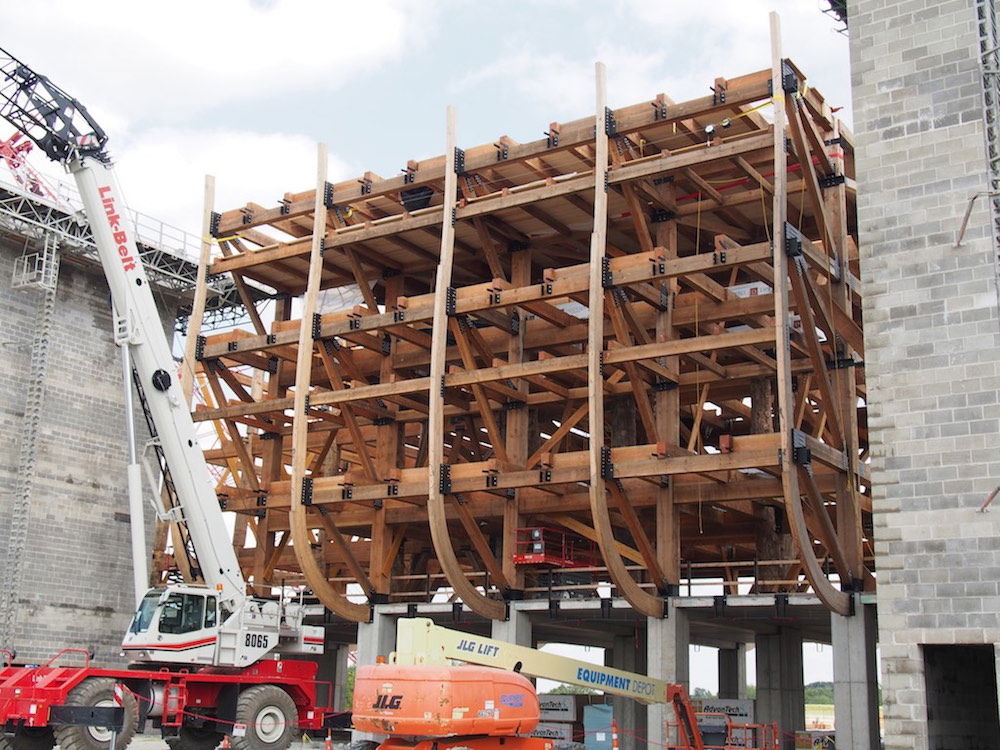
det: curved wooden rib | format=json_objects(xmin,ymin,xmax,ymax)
[
  {"xmin": 768, "ymin": 14, "xmax": 849, "ymax": 616},
  {"xmin": 288, "ymin": 142, "xmax": 369, "ymax": 623},
  {"xmin": 425, "ymin": 106, "xmax": 505, "ymax": 621},
  {"xmin": 585, "ymin": 62, "xmax": 664, "ymax": 620},
  {"xmin": 782, "ymin": 471, "xmax": 850, "ymax": 614}
]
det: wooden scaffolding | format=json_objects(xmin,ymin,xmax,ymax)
[{"xmin": 175, "ymin": 31, "xmax": 870, "ymax": 621}]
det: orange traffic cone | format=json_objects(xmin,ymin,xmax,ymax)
[
  {"xmin": 611, "ymin": 719, "xmax": 619, "ymax": 750},
  {"xmin": 325, "ymin": 730, "xmax": 333, "ymax": 750},
  {"xmin": 221, "ymin": 735, "xmax": 230, "ymax": 750}
]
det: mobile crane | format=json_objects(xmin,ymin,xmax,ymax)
[
  {"xmin": 351, "ymin": 618, "xmax": 710, "ymax": 750},
  {"xmin": 0, "ymin": 44, "xmax": 327, "ymax": 750}
]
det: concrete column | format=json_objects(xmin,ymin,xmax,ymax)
[
  {"xmin": 646, "ymin": 601, "xmax": 690, "ymax": 750},
  {"xmin": 755, "ymin": 628, "xmax": 804, "ymax": 750},
  {"xmin": 832, "ymin": 597, "xmax": 879, "ymax": 750},
  {"xmin": 718, "ymin": 643, "xmax": 748, "ymax": 699},
  {"xmin": 331, "ymin": 644, "xmax": 351, "ymax": 713},
  {"xmin": 315, "ymin": 635, "xmax": 350, "ymax": 715},
  {"xmin": 352, "ymin": 608, "xmax": 397, "ymax": 744},
  {"xmin": 610, "ymin": 633, "xmax": 647, "ymax": 750},
  {"xmin": 491, "ymin": 603, "xmax": 531, "ymax": 645}
]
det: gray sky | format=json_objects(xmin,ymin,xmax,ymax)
[{"xmin": 4, "ymin": 0, "xmax": 851, "ymax": 691}]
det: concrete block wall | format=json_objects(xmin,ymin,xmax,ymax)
[
  {"xmin": 848, "ymin": 0, "xmax": 1000, "ymax": 748},
  {"xmin": 0, "ymin": 238, "xmax": 164, "ymax": 665}
]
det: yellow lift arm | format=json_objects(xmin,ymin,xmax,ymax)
[{"xmin": 392, "ymin": 617, "xmax": 703, "ymax": 748}]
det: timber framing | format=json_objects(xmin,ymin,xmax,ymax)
[{"xmin": 171, "ymin": 29, "xmax": 870, "ymax": 621}]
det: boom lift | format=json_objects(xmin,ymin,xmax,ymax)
[
  {"xmin": 0, "ymin": 44, "xmax": 327, "ymax": 750},
  {"xmin": 352, "ymin": 618, "xmax": 707, "ymax": 750}
]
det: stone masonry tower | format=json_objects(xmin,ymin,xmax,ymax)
[{"xmin": 849, "ymin": 0, "xmax": 1000, "ymax": 747}]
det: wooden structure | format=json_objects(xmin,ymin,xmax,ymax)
[{"xmin": 178, "ymin": 37, "xmax": 870, "ymax": 621}]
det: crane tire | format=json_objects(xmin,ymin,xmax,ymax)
[
  {"xmin": 8, "ymin": 727, "xmax": 56, "ymax": 750},
  {"xmin": 348, "ymin": 742, "xmax": 379, "ymax": 750},
  {"xmin": 52, "ymin": 677, "xmax": 138, "ymax": 750},
  {"xmin": 166, "ymin": 726, "xmax": 225, "ymax": 750},
  {"xmin": 230, "ymin": 685, "xmax": 297, "ymax": 750}
]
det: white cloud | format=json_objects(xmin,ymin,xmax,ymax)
[
  {"xmin": 453, "ymin": 1, "xmax": 851, "ymax": 126},
  {"xmin": 4, "ymin": 0, "xmax": 439, "ymax": 130},
  {"xmin": 111, "ymin": 128, "xmax": 354, "ymax": 235}
]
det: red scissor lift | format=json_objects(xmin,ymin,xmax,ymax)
[{"xmin": 513, "ymin": 527, "xmax": 599, "ymax": 568}]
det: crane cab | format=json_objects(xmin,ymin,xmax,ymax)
[
  {"xmin": 122, "ymin": 586, "xmax": 230, "ymax": 665},
  {"xmin": 121, "ymin": 585, "xmax": 325, "ymax": 668}
]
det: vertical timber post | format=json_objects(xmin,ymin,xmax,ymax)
[
  {"xmin": 768, "ymin": 11, "xmax": 850, "ymax": 618},
  {"xmin": 288, "ymin": 144, "xmax": 368, "ymax": 622},
  {"xmin": 426, "ymin": 107, "xmax": 505, "ymax": 621}
]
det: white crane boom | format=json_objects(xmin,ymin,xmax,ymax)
[{"xmin": 0, "ymin": 44, "xmax": 323, "ymax": 667}]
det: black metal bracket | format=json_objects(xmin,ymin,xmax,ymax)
[
  {"xmin": 454, "ymin": 147, "xmax": 466, "ymax": 175},
  {"xmin": 712, "ymin": 250, "xmax": 727, "ymax": 265},
  {"xmin": 548, "ymin": 597, "xmax": 560, "ymax": 618},
  {"xmin": 784, "ymin": 222, "xmax": 805, "ymax": 258},
  {"xmin": 780, "ymin": 59, "xmax": 798, "ymax": 94},
  {"xmin": 604, "ymin": 106, "xmax": 617, "ymax": 136},
  {"xmin": 445, "ymin": 286, "xmax": 457, "ymax": 317},
  {"xmin": 312, "ymin": 313, "xmax": 322, "ymax": 340},
  {"xmin": 439, "ymin": 464, "xmax": 452, "ymax": 494},
  {"xmin": 503, "ymin": 587, "xmax": 525, "ymax": 601},
  {"xmin": 301, "ymin": 476, "xmax": 313, "ymax": 506},
  {"xmin": 652, "ymin": 378, "xmax": 678, "ymax": 392},
  {"xmin": 650, "ymin": 208, "xmax": 676, "ymax": 223},
  {"xmin": 826, "ymin": 355, "xmax": 861, "ymax": 370},
  {"xmin": 601, "ymin": 255, "xmax": 613, "ymax": 288},
  {"xmin": 713, "ymin": 594, "xmax": 728, "ymax": 617},
  {"xmin": 266, "ymin": 333, "xmax": 277, "ymax": 345},
  {"xmin": 323, "ymin": 181, "xmax": 335, "ymax": 209},
  {"xmin": 373, "ymin": 416, "xmax": 396, "ymax": 427},
  {"xmin": 818, "ymin": 173, "xmax": 846, "ymax": 189},
  {"xmin": 240, "ymin": 207, "xmax": 253, "ymax": 225},
  {"xmin": 369, "ymin": 592, "xmax": 389, "ymax": 605},
  {"xmin": 451, "ymin": 602, "xmax": 463, "ymax": 622},
  {"xmin": 600, "ymin": 446, "xmax": 614, "ymax": 480},
  {"xmin": 775, "ymin": 592, "xmax": 789, "ymax": 618},
  {"xmin": 495, "ymin": 142, "xmax": 509, "ymax": 161},
  {"xmin": 791, "ymin": 429, "xmax": 811, "ymax": 466},
  {"xmin": 600, "ymin": 597, "xmax": 613, "ymax": 618},
  {"xmin": 510, "ymin": 311, "xmax": 521, "ymax": 335},
  {"xmin": 278, "ymin": 198, "xmax": 290, "ymax": 215},
  {"xmin": 359, "ymin": 177, "xmax": 372, "ymax": 195},
  {"xmin": 406, "ymin": 603, "xmax": 418, "ymax": 618},
  {"xmin": 227, "ymin": 340, "xmax": 238, "ymax": 353},
  {"xmin": 209, "ymin": 212, "xmax": 221, "ymax": 238},
  {"xmin": 194, "ymin": 335, "xmax": 206, "ymax": 361}
]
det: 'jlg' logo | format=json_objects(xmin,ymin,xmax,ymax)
[
  {"xmin": 98, "ymin": 185, "xmax": 137, "ymax": 273},
  {"xmin": 372, "ymin": 695, "xmax": 402, "ymax": 710}
]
